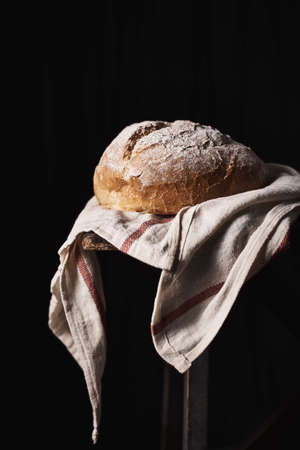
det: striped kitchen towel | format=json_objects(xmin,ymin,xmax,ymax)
[{"xmin": 49, "ymin": 163, "xmax": 300, "ymax": 443}]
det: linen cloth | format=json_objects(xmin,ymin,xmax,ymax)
[{"xmin": 49, "ymin": 163, "xmax": 300, "ymax": 443}]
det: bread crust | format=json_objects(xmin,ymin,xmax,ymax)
[{"xmin": 93, "ymin": 120, "xmax": 268, "ymax": 215}]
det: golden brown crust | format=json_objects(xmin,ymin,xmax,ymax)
[{"xmin": 93, "ymin": 120, "xmax": 268, "ymax": 215}]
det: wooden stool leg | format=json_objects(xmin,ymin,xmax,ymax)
[
  {"xmin": 160, "ymin": 362, "xmax": 171, "ymax": 450},
  {"xmin": 185, "ymin": 349, "xmax": 209, "ymax": 450},
  {"xmin": 182, "ymin": 369, "xmax": 190, "ymax": 450},
  {"xmin": 160, "ymin": 362, "xmax": 184, "ymax": 450}
]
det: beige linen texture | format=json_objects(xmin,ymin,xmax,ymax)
[{"xmin": 49, "ymin": 163, "xmax": 300, "ymax": 443}]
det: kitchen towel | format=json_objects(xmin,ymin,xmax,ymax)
[{"xmin": 49, "ymin": 163, "xmax": 300, "ymax": 443}]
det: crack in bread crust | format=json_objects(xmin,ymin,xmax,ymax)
[{"xmin": 123, "ymin": 121, "xmax": 169, "ymax": 160}]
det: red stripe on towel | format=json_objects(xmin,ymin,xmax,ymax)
[
  {"xmin": 75, "ymin": 243, "xmax": 107, "ymax": 333},
  {"xmin": 151, "ymin": 227, "xmax": 291, "ymax": 336},
  {"xmin": 151, "ymin": 282, "xmax": 224, "ymax": 336},
  {"xmin": 271, "ymin": 229, "xmax": 290, "ymax": 260},
  {"xmin": 120, "ymin": 217, "xmax": 174, "ymax": 253}
]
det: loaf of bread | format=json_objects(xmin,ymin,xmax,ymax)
[{"xmin": 93, "ymin": 120, "xmax": 268, "ymax": 215}]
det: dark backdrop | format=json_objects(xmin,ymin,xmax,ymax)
[{"xmin": 40, "ymin": 2, "xmax": 299, "ymax": 448}]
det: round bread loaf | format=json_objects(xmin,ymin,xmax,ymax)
[{"xmin": 93, "ymin": 120, "xmax": 268, "ymax": 215}]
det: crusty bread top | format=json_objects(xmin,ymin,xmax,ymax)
[{"xmin": 94, "ymin": 120, "xmax": 268, "ymax": 215}]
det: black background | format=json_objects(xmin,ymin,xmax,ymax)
[{"xmin": 39, "ymin": 1, "xmax": 300, "ymax": 448}]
